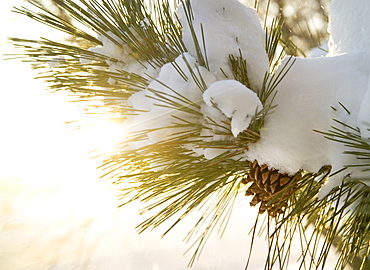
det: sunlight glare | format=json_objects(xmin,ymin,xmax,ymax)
[{"xmin": 73, "ymin": 114, "xmax": 126, "ymax": 155}]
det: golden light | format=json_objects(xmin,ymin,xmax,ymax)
[
  {"xmin": 0, "ymin": 1, "xmax": 345, "ymax": 269},
  {"xmin": 71, "ymin": 113, "xmax": 126, "ymax": 155}
]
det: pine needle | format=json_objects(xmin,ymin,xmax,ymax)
[{"xmin": 10, "ymin": 1, "xmax": 366, "ymax": 269}]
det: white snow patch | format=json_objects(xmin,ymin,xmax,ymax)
[
  {"xmin": 72, "ymin": 0, "xmax": 370, "ymax": 194},
  {"xmin": 203, "ymin": 80, "xmax": 262, "ymax": 137},
  {"xmin": 124, "ymin": 0, "xmax": 370, "ymax": 195},
  {"xmin": 177, "ymin": 0, "xmax": 269, "ymax": 88},
  {"xmin": 126, "ymin": 53, "xmax": 216, "ymax": 149},
  {"xmin": 246, "ymin": 52, "xmax": 370, "ymax": 177},
  {"xmin": 244, "ymin": 0, "xmax": 370, "ymax": 196},
  {"xmin": 357, "ymin": 76, "xmax": 370, "ymax": 140},
  {"xmin": 329, "ymin": 0, "xmax": 370, "ymax": 55}
]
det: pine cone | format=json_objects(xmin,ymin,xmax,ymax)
[{"xmin": 242, "ymin": 160, "xmax": 300, "ymax": 217}]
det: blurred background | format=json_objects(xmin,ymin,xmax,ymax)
[
  {"xmin": 0, "ymin": 0, "xmax": 339, "ymax": 269},
  {"xmin": 248, "ymin": 0, "xmax": 330, "ymax": 55}
]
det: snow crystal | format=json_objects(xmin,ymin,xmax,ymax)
[
  {"xmin": 177, "ymin": 0, "xmax": 269, "ymax": 88},
  {"xmin": 203, "ymin": 80, "xmax": 262, "ymax": 137}
]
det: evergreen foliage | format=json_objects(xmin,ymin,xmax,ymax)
[{"xmin": 8, "ymin": 0, "xmax": 370, "ymax": 269}]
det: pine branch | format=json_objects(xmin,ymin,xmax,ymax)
[
  {"xmin": 316, "ymin": 119, "xmax": 370, "ymax": 171},
  {"xmin": 10, "ymin": 1, "xmax": 344, "ymax": 269}
]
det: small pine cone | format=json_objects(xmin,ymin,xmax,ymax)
[{"xmin": 242, "ymin": 160, "xmax": 300, "ymax": 217}]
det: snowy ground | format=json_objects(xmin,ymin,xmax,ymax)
[{"xmin": 0, "ymin": 1, "xmax": 344, "ymax": 269}]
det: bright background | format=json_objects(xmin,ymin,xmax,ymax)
[{"xmin": 0, "ymin": 1, "xmax": 343, "ymax": 269}]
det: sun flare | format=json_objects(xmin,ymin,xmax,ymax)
[{"xmin": 73, "ymin": 115, "xmax": 125, "ymax": 155}]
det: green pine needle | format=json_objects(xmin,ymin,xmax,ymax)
[{"xmin": 10, "ymin": 0, "xmax": 367, "ymax": 269}]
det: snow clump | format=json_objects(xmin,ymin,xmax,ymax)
[
  {"xmin": 177, "ymin": 0, "xmax": 269, "ymax": 88},
  {"xmin": 83, "ymin": 0, "xmax": 370, "ymax": 194},
  {"xmin": 203, "ymin": 80, "xmax": 262, "ymax": 137},
  {"xmin": 328, "ymin": 0, "xmax": 370, "ymax": 55},
  {"xmin": 125, "ymin": 0, "xmax": 269, "ymax": 155},
  {"xmin": 246, "ymin": 0, "xmax": 370, "ymax": 195},
  {"xmin": 328, "ymin": 0, "xmax": 370, "ymax": 142},
  {"xmin": 246, "ymin": 52, "xmax": 370, "ymax": 177},
  {"xmin": 126, "ymin": 53, "xmax": 216, "ymax": 149}
]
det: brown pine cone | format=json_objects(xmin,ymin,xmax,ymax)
[{"xmin": 243, "ymin": 160, "xmax": 300, "ymax": 217}]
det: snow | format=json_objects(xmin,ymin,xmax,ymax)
[
  {"xmin": 328, "ymin": 0, "xmax": 370, "ymax": 142},
  {"xmin": 203, "ymin": 80, "xmax": 263, "ymax": 137},
  {"xmin": 247, "ymin": 52, "xmax": 370, "ymax": 176},
  {"xmin": 328, "ymin": 0, "xmax": 370, "ymax": 55},
  {"xmin": 358, "ymin": 79, "xmax": 370, "ymax": 139},
  {"xmin": 309, "ymin": 42, "xmax": 328, "ymax": 58},
  {"xmin": 126, "ymin": 53, "xmax": 216, "ymax": 148},
  {"xmin": 2, "ymin": 0, "xmax": 370, "ymax": 268},
  {"xmin": 245, "ymin": 0, "xmax": 370, "ymax": 194},
  {"xmin": 0, "ymin": 9, "xmax": 260, "ymax": 269},
  {"xmin": 125, "ymin": 0, "xmax": 269, "ymax": 159},
  {"xmin": 80, "ymin": 31, "xmax": 158, "ymax": 78},
  {"xmin": 177, "ymin": 0, "xmax": 269, "ymax": 87},
  {"xmin": 123, "ymin": 0, "xmax": 370, "ymax": 192}
]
